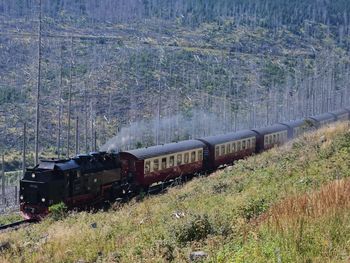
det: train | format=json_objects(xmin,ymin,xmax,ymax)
[{"xmin": 19, "ymin": 108, "xmax": 350, "ymax": 219}]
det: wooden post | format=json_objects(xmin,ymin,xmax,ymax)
[{"xmin": 2, "ymin": 155, "xmax": 5, "ymax": 205}]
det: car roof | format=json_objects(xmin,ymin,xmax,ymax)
[
  {"xmin": 198, "ymin": 130, "xmax": 257, "ymax": 146},
  {"xmin": 280, "ymin": 119, "xmax": 306, "ymax": 128},
  {"xmin": 330, "ymin": 109, "xmax": 350, "ymax": 116},
  {"xmin": 120, "ymin": 140, "xmax": 205, "ymax": 160},
  {"xmin": 308, "ymin": 112, "xmax": 336, "ymax": 122},
  {"xmin": 252, "ymin": 124, "xmax": 288, "ymax": 136}
]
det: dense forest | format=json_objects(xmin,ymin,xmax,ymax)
[{"xmin": 1, "ymin": 0, "xmax": 350, "ymax": 168}]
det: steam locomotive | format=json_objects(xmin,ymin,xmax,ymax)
[{"xmin": 20, "ymin": 108, "xmax": 350, "ymax": 219}]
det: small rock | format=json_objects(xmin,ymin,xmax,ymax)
[
  {"xmin": 91, "ymin": 222, "xmax": 97, "ymax": 229},
  {"xmin": 319, "ymin": 135, "xmax": 326, "ymax": 143},
  {"xmin": 0, "ymin": 241, "xmax": 10, "ymax": 251},
  {"xmin": 225, "ymin": 166, "xmax": 233, "ymax": 171},
  {"xmin": 189, "ymin": 251, "xmax": 208, "ymax": 262},
  {"xmin": 108, "ymin": 252, "xmax": 121, "ymax": 262},
  {"xmin": 172, "ymin": 211, "xmax": 185, "ymax": 219}
]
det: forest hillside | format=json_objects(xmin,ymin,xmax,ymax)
[{"xmin": 1, "ymin": 0, "xmax": 350, "ymax": 169}]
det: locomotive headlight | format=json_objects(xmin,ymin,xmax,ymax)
[
  {"xmin": 31, "ymin": 173, "xmax": 36, "ymax": 178},
  {"xmin": 41, "ymin": 198, "xmax": 46, "ymax": 202},
  {"xmin": 20, "ymin": 195, "xmax": 24, "ymax": 200}
]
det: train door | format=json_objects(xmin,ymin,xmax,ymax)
[{"xmin": 202, "ymin": 146, "xmax": 212, "ymax": 171}]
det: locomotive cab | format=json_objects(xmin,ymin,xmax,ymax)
[{"xmin": 20, "ymin": 159, "xmax": 78, "ymax": 219}]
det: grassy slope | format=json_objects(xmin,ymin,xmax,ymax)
[{"xmin": 0, "ymin": 123, "xmax": 350, "ymax": 262}]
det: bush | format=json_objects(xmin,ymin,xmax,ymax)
[
  {"xmin": 49, "ymin": 202, "xmax": 68, "ymax": 221},
  {"xmin": 174, "ymin": 214, "xmax": 214, "ymax": 245},
  {"xmin": 241, "ymin": 198, "xmax": 269, "ymax": 221}
]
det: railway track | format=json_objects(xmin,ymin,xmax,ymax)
[{"xmin": 0, "ymin": 219, "xmax": 36, "ymax": 232}]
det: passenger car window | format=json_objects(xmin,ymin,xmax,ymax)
[
  {"xmin": 161, "ymin": 158, "xmax": 167, "ymax": 170},
  {"xmin": 191, "ymin": 151, "xmax": 196, "ymax": 162},
  {"xmin": 169, "ymin": 156, "xmax": 174, "ymax": 167},
  {"xmin": 215, "ymin": 146, "xmax": 220, "ymax": 157},
  {"xmin": 221, "ymin": 145, "xmax": 226, "ymax": 155},
  {"xmin": 184, "ymin": 153, "xmax": 189, "ymax": 164},
  {"xmin": 247, "ymin": 139, "xmax": 250, "ymax": 148},
  {"xmin": 227, "ymin": 144, "xmax": 231, "ymax": 153},
  {"xmin": 237, "ymin": 141, "xmax": 241, "ymax": 151},
  {"xmin": 177, "ymin": 154, "xmax": 182, "ymax": 165},
  {"xmin": 242, "ymin": 140, "xmax": 246, "ymax": 150},
  {"xmin": 145, "ymin": 161, "xmax": 150, "ymax": 173},
  {"xmin": 153, "ymin": 159, "xmax": 159, "ymax": 171},
  {"xmin": 198, "ymin": 150, "xmax": 203, "ymax": 161},
  {"xmin": 232, "ymin": 142, "xmax": 236, "ymax": 152}
]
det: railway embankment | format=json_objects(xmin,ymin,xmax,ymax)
[{"xmin": 0, "ymin": 122, "xmax": 349, "ymax": 262}]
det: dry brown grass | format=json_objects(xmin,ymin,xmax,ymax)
[{"xmin": 263, "ymin": 178, "xmax": 350, "ymax": 230}]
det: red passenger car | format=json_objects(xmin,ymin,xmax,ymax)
[
  {"xmin": 253, "ymin": 124, "xmax": 289, "ymax": 152},
  {"xmin": 199, "ymin": 130, "xmax": 257, "ymax": 170},
  {"xmin": 119, "ymin": 140, "xmax": 207, "ymax": 189}
]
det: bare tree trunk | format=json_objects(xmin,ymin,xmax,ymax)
[
  {"xmin": 57, "ymin": 44, "xmax": 63, "ymax": 159},
  {"xmin": 75, "ymin": 116, "xmax": 79, "ymax": 155},
  {"xmin": 94, "ymin": 130, "xmax": 97, "ymax": 152},
  {"xmin": 67, "ymin": 81, "xmax": 72, "ymax": 158},
  {"xmin": 84, "ymin": 84, "xmax": 88, "ymax": 153},
  {"xmin": 67, "ymin": 38, "xmax": 74, "ymax": 158},
  {"xmin": 22, "ymin": 122, "xmax": 27, "ymax": 179},
  {"xmin": 1, "ymin": 155, "xmax": 5, "ymax": 205},
  {"xmin": 34, "ymin": 0, "xmax": 42, "ymax": 165},
  {"xmin": 156, "ymin": 80, "xmax": 161, "ymax": 145},
  {"xmin": 90, "ymin": 105, "xmax": 94, "ymax": 152}
]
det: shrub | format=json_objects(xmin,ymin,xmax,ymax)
[
  {"xmin": 156, "ymin": 240, "xmax": 175, "ymax": 262},
  {"xmin": 48, "ymin": 202, "xmax": 68, "ymax": 221},
  {"xmin": 174, "ymin": 214, "xmax": 214, "ymax": 245},
  {"xmin": 241, "ymin": 198, "xmax": 269, "ymax": 221}
]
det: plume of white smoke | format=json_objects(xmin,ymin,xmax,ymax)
[{"xmin": 100, "ymin": 109, "xmax": 247, "ymax": 152}]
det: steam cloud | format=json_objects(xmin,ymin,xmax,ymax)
[{"xmin": 100, "ymin": 109, "xmax": 250, "ymax": 152}]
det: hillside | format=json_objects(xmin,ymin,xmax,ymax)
[
  {"xmin": 0, "ymin": 122, "xmax": 349, "ymax": 262},
  {"xmin": 1, "ymin": 1, "xmax": 350, "ymax": 170}
]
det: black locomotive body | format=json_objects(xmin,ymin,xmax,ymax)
[
  {"xmin": 20, "ymin": 109, "xmax": 350, "ymax": 219},
  {"xmin": 20, "ymin": 152, "xmax": 124, "ymax": 219}
]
